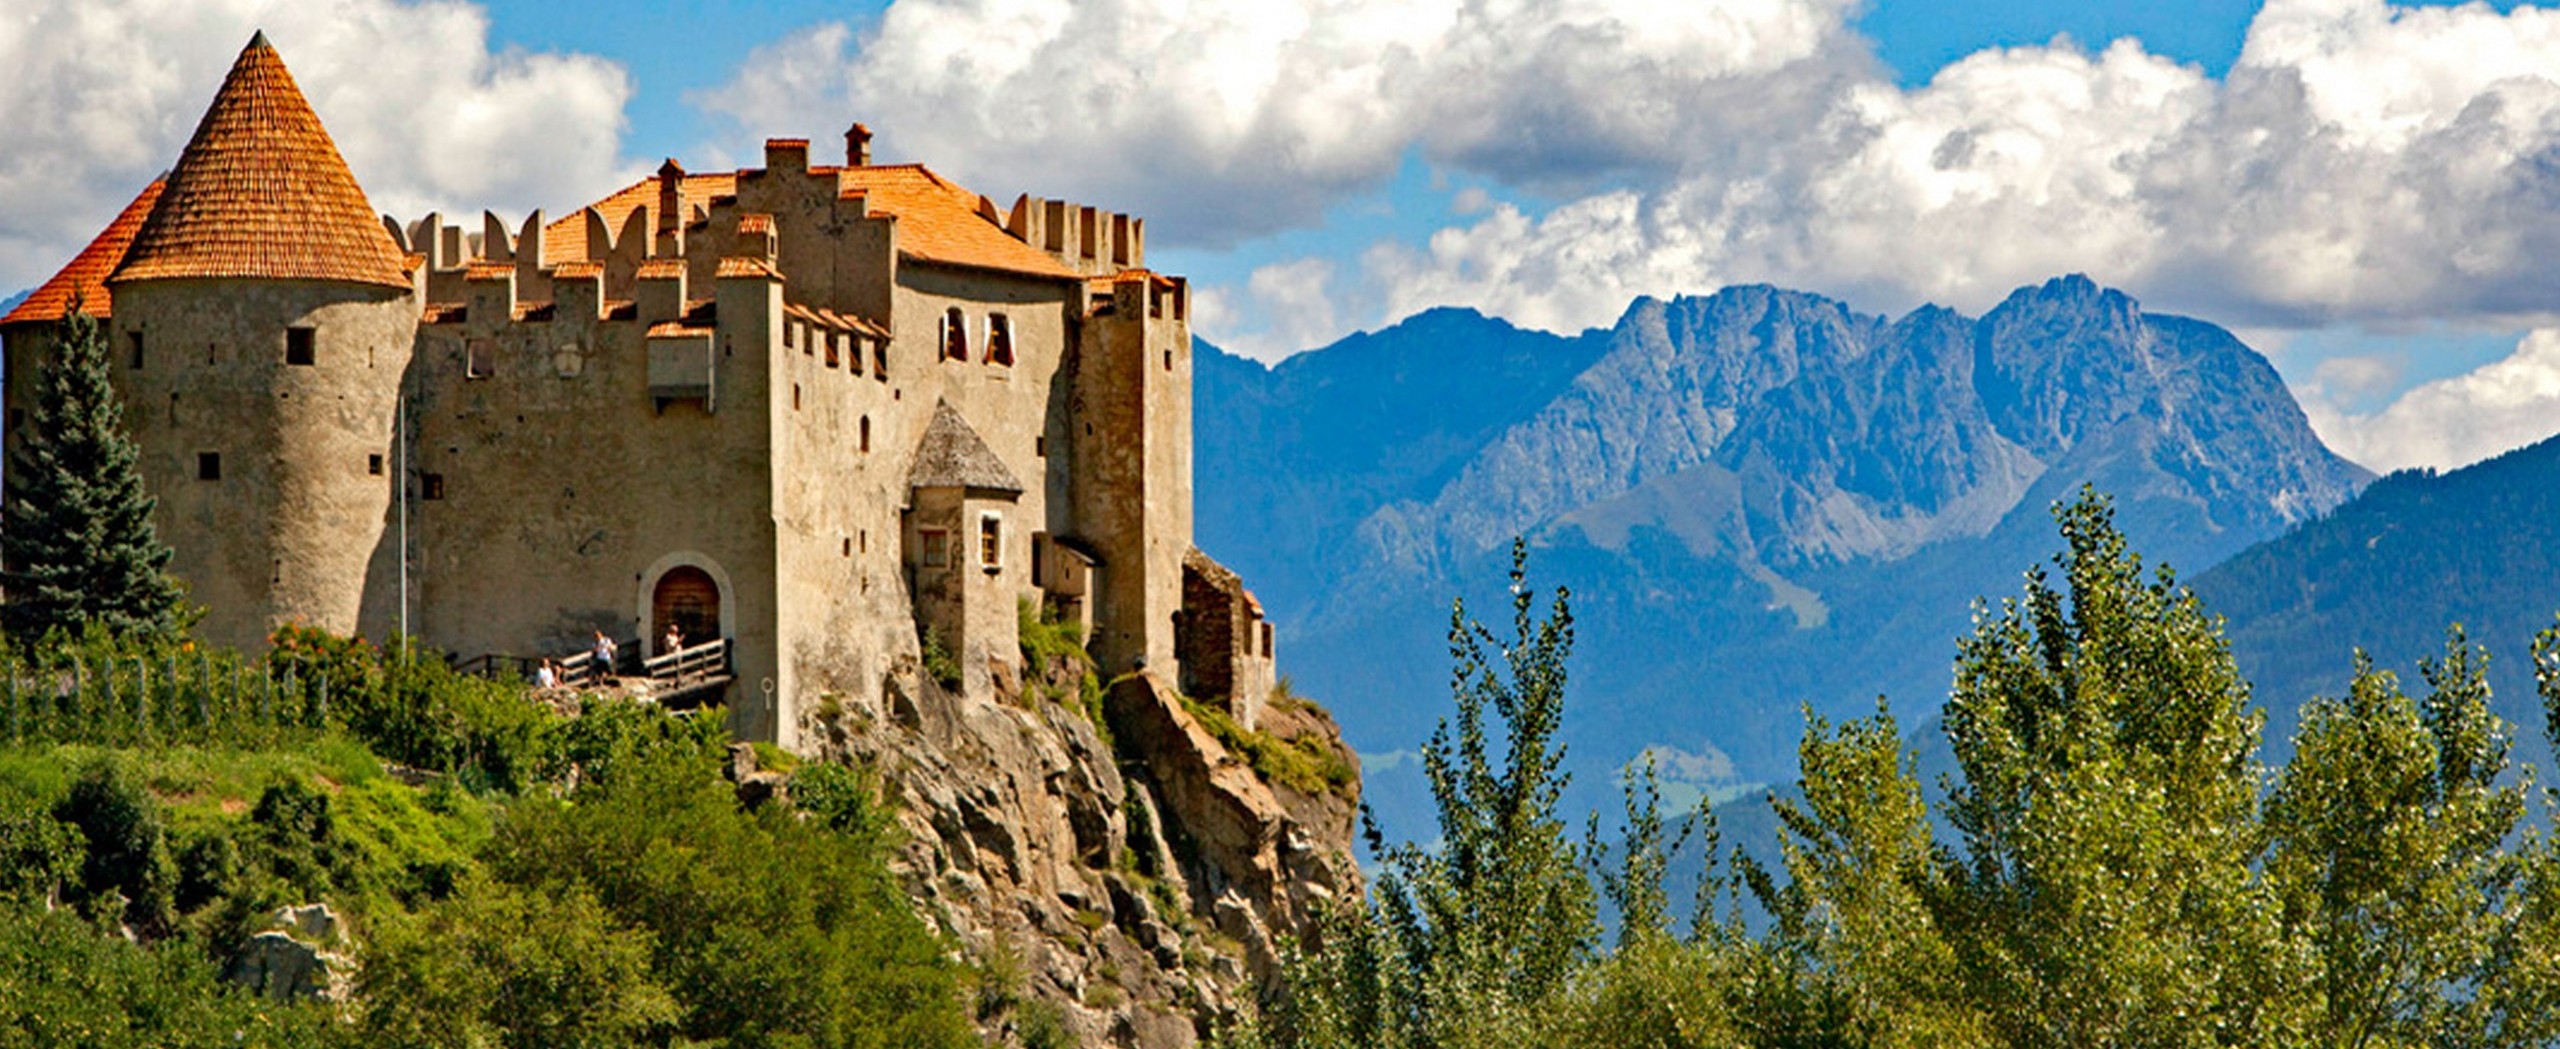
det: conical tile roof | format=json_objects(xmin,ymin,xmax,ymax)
[
  {"xmin": 111, "ymin": 32, "xmax": 408, "ymax": 289},
  {"xmin": 908, "ymin": 400, "xmax": 1024, "ymax": 494}
]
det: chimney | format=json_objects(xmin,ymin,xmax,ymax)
[
  {"xmin": 846, "ymin": 122, "xmax": 873, "ymax": 167},
  {"xmin": 655, "ymin": 158, "xmax": 685, "ymax": 235}
]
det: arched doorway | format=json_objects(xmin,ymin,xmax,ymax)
[{"xmin": 651, "ymin": 565, "xmax": 719, "ymax": 652}]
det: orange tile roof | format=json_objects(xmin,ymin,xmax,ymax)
[
  {"xmin": 513, "ymin": 302, "xmax": 555, "ymax": 322},
  {"xmin": 837, "ymin": 165, "xmax": 1077, "ymax": 279},
  {"xmin": 464, "ymin": 261, "xmax": 513, "ymax": 281},
  {"xmin": 112, "ymin": 33, "xmax": 408, "ymax": 289},
  {"xmin": 541, "ymin": 163, "xmax": 1075, "ymax": 280},
  {"xmin": 715, "ymin": 257, "xmax": 781, "ymax": 280},
  {"xmin": 636, "ymin": 258, "xmax": 685, "ymax": 280},
  {"xmin": 3, "ymin": 176, "xmax": 165, "ymax": 326},
  {"xmin": 646, "ymin": 322, "xmax": 712, "ymax": 339},
  {"xmin": 737, "ymin": 213, "xmax": 774, "ymax": 235},
  {"xmin": 541, "ymin": 172, "xmax": 738, "ymax": 265},
  {"xmin": 551, "ymin": 261, "xmax": 603, "ymax": 280},
  {"xmin": 421, "ymin": 303, "xmax": 466, "ymax": 324}
]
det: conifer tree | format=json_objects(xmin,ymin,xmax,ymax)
[{"xmin": 0, "ymin": 297, "xmax": 185, "ymax": 640}]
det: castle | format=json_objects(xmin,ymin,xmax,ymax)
[{"xmin": 0, "ymin": 33, "xmax": 1278, "ymax": 747}]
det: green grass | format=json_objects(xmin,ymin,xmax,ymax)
[
  {"xmin": 1020, "ymin": 600, "xmax": 1108, "ymax": 737},
  {"xmin": 1177, "ymin": 694, "xmax": 1356, "ymax": 797}
]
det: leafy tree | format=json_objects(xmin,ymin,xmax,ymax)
[
  {"xmin": 357, "ymin": 876, "xmax": 675, "ymax": 1049},
  {"xmin": 0, "ymin": 905, "xmax": 338, "ymax": 1049},
  {"xmin": 2265, "ymin": 633, "xmax": 2536, "ymax": 1046},
  {"xmin": 55, "ymin": 757, "xmax": 177, "ymax": 936},
  {"xmin": 1934, "ymin": 489, "xmax": 2297, "ymax": 1045},
  {"xmin": 1744, "ymin": 704, "xmax": 1978, "ymax": 1047},
  {"xmin": 1269, "ymin": 540, "xmax": 1595, "ymax": 1048},
  {"xmin": 0, "ymin": 298, "xmax": 185, "ymax": 641},
  {"xmin": 485, "ymin": 749, "xmax": 971, "ymax": 1048}
]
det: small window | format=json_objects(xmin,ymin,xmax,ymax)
[
  {"xmin": 1034, "ymin": 435, "xmax": 1046, "ymax": 458},
  {"xmin": 465, "ymin": 339, "xmax": 494, "ymax": 379},
  {"xmin": 941, "ymin": 307, "xmax": 968, "ymax": 360},
  {"xmin": 792, "ymin": 383, "xmax": 802, "ymax": 410},
  {"xmin": 127, "ymin": 331, "xmax": 145, "ymax": 369},
  {"xmin": 859, "ymin": 416, "xmax": 871, "ymax": 453},
  {"xmin": 1031, "ymin": 534, "xmax": 1045, "ymax": 587},
  {"xmin": 921, "ymin": 528, "xmax": 948, "ymax": 567},
  {"xmin": 1151, "ymin": 288, "xmax": 1163, "ymax": 319},
  {"xmin": 986, "ymin": 314, "xmax": 1014, "ymax": 366},
  {"xmin": 860, "ymin": 529, "xmax": 868, "ymax": 553},
  {"xmin": 196, "ymin": 452, "xmax": 221, "ymax": 481},
  {"xmin": 422, "ymin": 473, "xmax": 445, "ymax": 501},
  {"xmin": 979, "ymin": 513, "xmax": 1002, "ymax": 571},
  {"xmin": 1162, "ymin": 349, "xmax": 1172, "ymax": 372},
  {"xmin": 367, "ymin": 453, "xmax": 384, "ymax": 476},
  {"xmin": 285, "ymin": 327, "xmax": 316, "ymax": 366},
  {"xmin": 824, "ymin": 331, "xmax": 840, "ymax": 369},
  {"xmin": 842, "ymin": 536, "xmax": 852, "ymax": 558},
  {"xmin": 1261, "ymin": 621, "xmax": 1274, "ymax": 657}
]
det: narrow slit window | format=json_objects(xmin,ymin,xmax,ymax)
[
  {"xmin": 196, "ymin": 452, "xmax": 221, "ymax": 481},
  {"xmin": 1030, "ymin": 535, "xmax": 1045, "ymax": 587},
  {"xmin": 422, "ymin": 473, "xmax": 446, "ymax": 501},
  {"xmin": 285, "ymin": 327, "xmax": 316, "ymax": 366},
  {"xmin": 859, "ymin": 416, "xmax": 872, "ymax": 453},
  {"xmin": 986, "ymin": 314, "xmax": 1014, "ymax": 366},
  {"xmin": 1162, "ymin": 349, "xmax": 1172, "ymax": 372},
  {"xmin": 127, "ymin": 331, "xmax": 145, "ymax": 369},
  {"xmin": 792, "ymin": 383, "xmax": 802, "ymax": 410}
]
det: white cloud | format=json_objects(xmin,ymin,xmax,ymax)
[
  {"xmin": 693, "ymin": 0, "xmax": 1871, "ymax": 248},
  {"xmin": 0, "ymin": 0, "xmax": 634, "ymax": 293},
  {"xmin": 2303, "ymin": 329, "xmax": 2560, "ymax": 472},
  {"xmin": 1355, "ymin": 0, "xmax": 2560, "ymax": 341}
]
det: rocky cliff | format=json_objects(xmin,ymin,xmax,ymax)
[{"xmin": 801, "ymin": 644, "xmax": 1360, "ymax": 1048}]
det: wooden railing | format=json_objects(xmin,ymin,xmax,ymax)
[
  {"xmin": 644, "ymin": 637, "xmax": 731, "ymax": 685},
  {"xmin": 457, "ymin": 636, "xmax": 729, "ymax": 694}
]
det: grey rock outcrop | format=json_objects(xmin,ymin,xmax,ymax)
[
  {"xmin": 224, "ymin": 903, "xmax": 349, "ymax": 1002},
  {"xmin": 805, "ymin": 652, "xmax": 1359, "ymax": 1048}
]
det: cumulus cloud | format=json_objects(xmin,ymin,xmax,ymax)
[
  {"xmin": 1360, "ymin": 0, "xmax": 2560, "ymax": 339},
  {"xmin": 694, "ymin": 0, "xmax": 1872, "ymax": 248},
  {"xmin": 2304, "ymin": 329, "xmax": 2560, "ymax": 472},
  {"xmin": 0, "ymin": 0, "xmax": 634, "ymax": 293}
]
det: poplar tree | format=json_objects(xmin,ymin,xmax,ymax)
[{"xmin": 0, "ymin": 297, "xmax": 185, "ymax": 641}]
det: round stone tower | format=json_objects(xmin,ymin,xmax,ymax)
[{"xmin": 105, "ymin": 32, "xmax": 418, "ymax": 650}]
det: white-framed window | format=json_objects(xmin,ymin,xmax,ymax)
[{"xmin": 986, "ymin": 313, "xmax": 1014, "ymax": 366}]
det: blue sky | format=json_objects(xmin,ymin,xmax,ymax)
[{"xmin": 4, "ymin": 0, "xmax": 2560, "ymax": 471}]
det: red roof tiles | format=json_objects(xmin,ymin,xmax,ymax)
[
  {"xmin": 2, "ymin": 177, "xmax": 164, "ymax": 326},
  {"xmin": 112, "ymin": 33, "xmax": 408, "ymax": 289}
]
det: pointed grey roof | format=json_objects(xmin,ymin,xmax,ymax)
[{"xmin": 907, "ymin": 400, "xmax": 1024, "ymax": 494}]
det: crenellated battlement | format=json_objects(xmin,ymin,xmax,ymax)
[{"xmin": 1007, "ymin": 195, "xmax": 1145, "ymax": 277}]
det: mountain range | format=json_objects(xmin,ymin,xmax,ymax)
[{"xmin": 1197, "ymin": 275, "xmax": 2378, "ymax": 838}]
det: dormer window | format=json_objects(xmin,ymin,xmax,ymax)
[
  {"xmin": 986, "ymin": 313, "xmax": 1014, "ymax": 366},
  {"xmin": 941, "ymin": 307, "xmax": 968, "ymax": 360}
]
